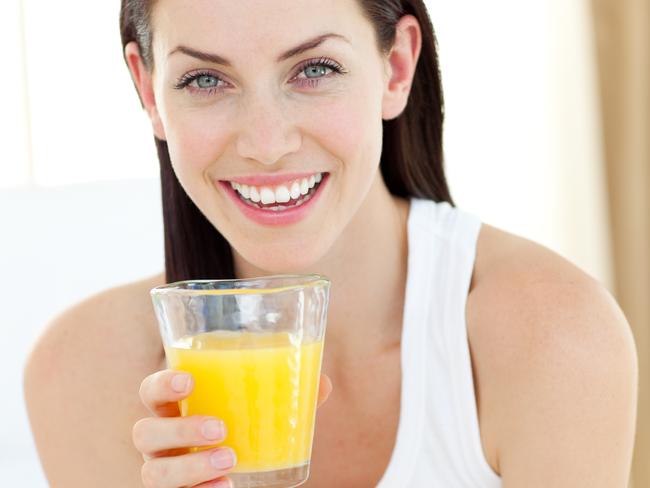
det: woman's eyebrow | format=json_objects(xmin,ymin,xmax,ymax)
[{"xmin": 167, "ymin": 32, "xmax": 350, "ymax": 66}]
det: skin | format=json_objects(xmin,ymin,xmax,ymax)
[
  {"xmin": 137, "ymin": 0, "xmax": 416, "ymax": 363},
  {"xmin": 23, "ymin": 0, "xmax": 638, "ymax": 487}
]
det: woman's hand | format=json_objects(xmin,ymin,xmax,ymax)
[{"xmin": 132, "ymin": 369, "xmax": 333, "ymax": 488}]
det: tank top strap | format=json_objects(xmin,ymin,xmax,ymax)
[
  {"xmin": 376, "ymin": 198, "xmax": 502, "ymax": 487},
  {"xmin": 375, "ymin": 197, "xmax": 433, "ymax": 486}
]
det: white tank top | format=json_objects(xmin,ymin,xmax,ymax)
[{"xmin": 375, "ymin": 198, "xmax": 503, "ymax": 487}]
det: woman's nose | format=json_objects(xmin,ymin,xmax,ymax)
[{"xmin": 235, "ymin": 95, "xmax": 302, "ymax": 165}]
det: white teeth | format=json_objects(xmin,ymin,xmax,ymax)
[
  {"xmin": 274, "ymin": 185, "xmax": 291, "ymax": 203},
  {"xmin": 230, "ymin": 172, "xmax": 325, "ymax": 204},
  {"xmin": 260, "ymin": 187, "xmax": 276, "ymax": 205},
  {"xmin": 300, "ymin": 178, "xmax": 309, "ymax": 195},
  {"xmin": 249, "ymin": 186, "xmax": 261, "ymax": 203},
  {"xmin": 290, "ymin": 181, "xmax": 301, "ymax": 200},
  {"xmin": 240, "ymin": 184, "xmax": 251, "ymax": 199}
]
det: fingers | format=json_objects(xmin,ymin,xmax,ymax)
[
  {"xmin": 136, "ymin": 368, "xmax": 326, "ymax": 488},
  {"xmin": 140, "ymin": 447, "xmax": 236, "ymax": 488},
  {"xmin": 140, "ymin": 369, "xmax": 194, "ymax": 417},
  {"xmin": 317, "ymin": 372, "xmax": 333, "ymax": 408},
  {"xmin": 133, "ymin": 415, "xmax": 227, "ymax": 456}
]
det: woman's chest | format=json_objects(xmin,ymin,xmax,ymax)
[{"xmin": 299, "ymin": 354, "xmax": 402, "ymax": 487}]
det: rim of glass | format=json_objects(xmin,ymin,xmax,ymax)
[{"xmin": 150, "ymin": 274, "xmax": 330, "ymax": 296}]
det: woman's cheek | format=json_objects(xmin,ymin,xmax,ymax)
[
  {"xmin": 299, "ymin": 91, "xmax": 380, "ymax": 169},
  {"xmin": 166, "ymin": 105, "xmax": 233, "ymax": 182}
]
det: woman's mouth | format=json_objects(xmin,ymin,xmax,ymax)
[
  {"xmin": 217, "ymin": 172, "xmax": 329, "ymax": 226},
  {"xmin": 229, "ymin": 172, "xmax": 325, "ymax": 211}
]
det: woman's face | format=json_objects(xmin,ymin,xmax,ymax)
[{"xmin": 148, "ymin": 0, "xmax": 393, "ymax": 273}]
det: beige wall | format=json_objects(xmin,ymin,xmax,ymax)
[{"xmin": 591, "ymin": 0, "xmax": 650, "ymax": 486}]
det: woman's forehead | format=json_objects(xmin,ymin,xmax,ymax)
[{"xmin": 150, "ymin": 0, "xmax": 372, "ymax": 58}]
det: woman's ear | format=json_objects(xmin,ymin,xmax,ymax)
[
  {"xmin": 381, "ymin": 15, "xmax": 422, "ymax": 121},
  {"xmin": 124, "ymin": 41, "xmax": 166, "ymax": 140}
]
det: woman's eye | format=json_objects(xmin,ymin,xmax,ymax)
[
  {"xmin": 293, "ymin": 58, "xmax": 346, "ymax": 88},
  {"xmin": 173, "ymin": 72, "xmax": 226, "ymax": 95},
  {"xmin": 195, "ymin": 74, "xmax": 220, "ymax": 88},
  {"xmin": 301, "ymin": 65, "xmax": 331, "ymax": 79}
]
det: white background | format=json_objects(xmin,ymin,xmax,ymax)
[{"xmin": 1, "ymin": 0, "xmax": 610, "ymax": 485}]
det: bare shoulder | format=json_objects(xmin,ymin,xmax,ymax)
[
  {"xmin": 468, "ymin": 224, "xmax": 638, "ymax": 486},
  {"xmin": 25, "ymin": 271, "xmax": 166, "ymax": 372},
  {"xmin": 24, "ymin": 272, "xmax": 166, "ymax": 487}
]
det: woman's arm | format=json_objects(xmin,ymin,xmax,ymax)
[
  {"xmin": 470, "ymin": 272, "xmax": 638, "ymax": 487},
  {"xmin": 23, "ymin": 282, "xmax": 163, "ymax": 487}
]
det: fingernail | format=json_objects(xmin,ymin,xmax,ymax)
[
  {"xmin": 171, "ymin": 373, "xmax": 191, "ymax": 393},
  {"xmin": 201, "ymin": 419, "xmax": 225, "ymax": 440},
  {"xmin": 211, "ymin": 448, "xmax": 236, "ymax": 470}
]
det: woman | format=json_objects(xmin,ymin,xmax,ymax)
[{"xmin": 24, "ymin": 0, "xmax": 638, "ymax": 486}]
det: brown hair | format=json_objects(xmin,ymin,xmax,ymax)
[{"xmin": 119, "ymin": 0, "xmax": 455, "ymax": 283}]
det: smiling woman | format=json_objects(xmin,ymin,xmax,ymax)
[
  {"xmin": 121, "ymin": 0, "xmax": 448, "ymax": 280},
  {"xmin": 22, "ymin": 1, "xmax": 637, "ymax": 487}
]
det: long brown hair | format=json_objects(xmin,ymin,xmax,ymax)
[{"xmin": 119, "ymin": 0, "xmax": 455, "ymax": 284}]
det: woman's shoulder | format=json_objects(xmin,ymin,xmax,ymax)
[
  {"xmin": 467, "ymin": 224, "xmax": 637, "ymax": 483},
  {"xmin": 25, "ymin": 271, "xmax": 167, "ymax": 379},
  {"xmin": 27, "ymin": 271, "xmax": 166, "ymax": 364},
  {"xmin": 23, "ymin": 272, "xmax": 166, "ymax": 485}
]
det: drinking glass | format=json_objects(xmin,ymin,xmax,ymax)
[{"xmin": 150, "ymin": 274, "xmax": 331, "ymax": 488}]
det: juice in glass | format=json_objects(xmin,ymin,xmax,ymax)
[{"xmin": 165, "ymin": 330, "xmax": 324, "ymax": 472}]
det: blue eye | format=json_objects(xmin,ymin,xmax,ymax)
[
  {"xmin": 196, "ymin": 74, "xmax": 220, "ymax": 88},
  {"xmin": 174, "ymin": 71, "xmax": 226, "ymax": 95},
  {"xmin": 304, "ymin": 65, "xmax": 329, "ymax": 78},
  {"xmin": 293, "ymin": 57, "xmax": 347, "ymax": 88},
  {"xmin": 296, "ymin": 58, "xmax": 344, "ymax": 80}
]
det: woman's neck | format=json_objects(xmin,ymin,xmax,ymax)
[{"xmin": 234, "ymin": 174, "xmax": 411, "ymax": 366}]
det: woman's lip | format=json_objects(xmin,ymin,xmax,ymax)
[
  {"xmin": 218, "ymin": 173, "xmax": 329, "ymax": 227},
  {"xmin": 219, "ymin": 171, "xmax": 326, "ymax": 187}
]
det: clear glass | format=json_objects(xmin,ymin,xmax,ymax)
[{"xmin": 150, "ymin": 274, "xmax": 331, "ymax": 488}]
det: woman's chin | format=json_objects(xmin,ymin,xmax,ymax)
[{"xmin": 235, "ymin": 243, "xmax": 327, "ymax": 277}]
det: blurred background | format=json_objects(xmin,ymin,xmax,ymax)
[{"xmin": 1, "ymin": 0, "xmax": 647, "ymax": 485}]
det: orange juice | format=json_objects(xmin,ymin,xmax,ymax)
[{"xmin": 165, "ymin": 330, "xmax": 324, "ymax": 472}]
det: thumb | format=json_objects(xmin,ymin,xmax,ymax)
[{"xmin": 316, "ymin": 373, "xmax": 333, "ymax": 408}]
